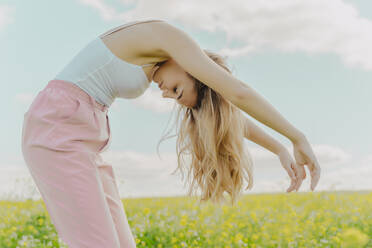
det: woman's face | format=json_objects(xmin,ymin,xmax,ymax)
[{"xmin": 152, "ymin": 58, "xmax": 198, "ymax": 108}]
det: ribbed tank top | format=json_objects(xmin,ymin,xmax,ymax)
[{"xmin": 54, "ymin": 19, "xmax": 164, "ymax": 107}]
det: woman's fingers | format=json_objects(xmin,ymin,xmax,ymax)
[
  {"xmin": 292, "ymin": 139, "xmax": 322, "ymax": 191},
  {"xmin": 277, "ymin": 150, "xmax": 307, "ymax": 193},
  {"xmin": 294, "ymin": 165, "xmax": 306, "ymax": 191},
  {"xmin": 309, "ymin": 159, "xmax": 321, "ymax": 191},
  {"xmin": 301, "ymin": 153, "xmax": 321, "ymax": 191},
  {"xmin": 277, "ymin": 150, "xmax": 297, "ymax": 193},
  {"xmin": 286, "ymin": 163, "xmax": 298, "ymax": 193},
  {"xmin": 287, "ymin": 179, "xmax": 297, "ymax": 192},
  {"xmin": 286, "ymin": 163, "xmax": 296, "ymax": 180},
  {"xmin": 292, "ymin": 160, "xmax": 320, "ymax": 192}
]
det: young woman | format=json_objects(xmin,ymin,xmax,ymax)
[{"xmin": 21, "ymin": 19, "xmax": 321, "ymax": 248}]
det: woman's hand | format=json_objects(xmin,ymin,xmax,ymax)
[
  {"xmin": 292, "ymin": 136, "xmax": 321, "ymax": 191},
  {"xmin": 277, "ymin": 149, "xmax": 300, "ymax": 193}
]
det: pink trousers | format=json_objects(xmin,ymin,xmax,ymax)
[{"xmin": 21, "ymin": 79, "xmax": 137, "ymax": 248}]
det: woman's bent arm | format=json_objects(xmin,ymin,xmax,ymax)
[
  {"xmin": 153, "ymin": 22, "xmax": 305, "ymax": 143},
  {"xmin": 236, "ymin": 84, "xmax": 305, "ymax": 143},
  {"xmin": 153, "ymin": 21, "xmax": 320, "ymax": 190},
  {"xmin": 244, "ymin": 115, "xmax": 301, "ymax": 192},
  {"xmin": 243, "ymin": 116, "xmax": 287, "ymax": 155}
]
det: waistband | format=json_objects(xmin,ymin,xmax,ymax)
[{"xmin": 45, "ymin": 79, "xmax": 108, "ymax": 112}]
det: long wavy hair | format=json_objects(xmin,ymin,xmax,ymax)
[{"xmin": 156, "ymin": 50, "xmax": 254, "ymax": 206}]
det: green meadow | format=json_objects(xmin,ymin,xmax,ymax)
[{"xmin": 0, "ymin": 191, "xmax": 371, "ymax": 248}]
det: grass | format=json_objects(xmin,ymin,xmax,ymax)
[{"xmin": 0, "ymin": 191, "xmax": 371, "ymax": 247}]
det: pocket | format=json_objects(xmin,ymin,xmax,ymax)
[
  {"xmin": 99, "ymin": 114, "xmax": 112, "ymax": 153},
  {"xmin": 48, "ymin": 88, "xmax": 81, "ymax": 123},
  {"xmin": 22, "ymin": 88, "xmax": 88, "ymax": 149}
]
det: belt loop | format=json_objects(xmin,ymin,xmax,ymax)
[
  {"xmin": 88, "ymin": 94, "xmax": 107, "ymax": 112},
  {"xmin": 88, "ymin": 95, "xmax": 95, "ymax": 109}
]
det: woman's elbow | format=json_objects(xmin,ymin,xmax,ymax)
[
  {"xmin": 237, "ymin": 81, "xmax": 252, "ymax": 97},
  {"xmin": 232, "ymin": 83, "xmax": 252, "ymax": 106}
]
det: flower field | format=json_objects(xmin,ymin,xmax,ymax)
[{"xmin": 0, "ymin": 191, "xmax": 371, "ymax": 247}]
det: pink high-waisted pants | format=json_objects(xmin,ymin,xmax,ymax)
[{"xmin": 21, "ymin": 79, "xmax": 136, "ymax": 248}]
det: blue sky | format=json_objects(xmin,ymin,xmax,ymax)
[{"xmin": 1, "ymin": 0, "xmax": 371, "ymax": 200}]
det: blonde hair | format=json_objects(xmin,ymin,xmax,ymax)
[{"xmin": 156, "ymin": 50, "xmax": 254, "ymax": 206}]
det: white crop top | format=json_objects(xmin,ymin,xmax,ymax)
[{"xmin": 54, "ymin": 19, "xmax": 164, "ymax": 107}]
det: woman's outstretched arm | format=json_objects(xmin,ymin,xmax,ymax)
[
  {"xmin": 153, "ymin": 21, "xmax": 304, "ymax": 143},
  {"xmin": 153, "ymin": 21, "xmax": 320, "ymax": 190},
  {"xmin": 236, "ymin": 83, "xmax": 305, "ymax": 143},
  {"xmin": 243, "ymin": 115, "xmax": 286, "ymax": 155},
  {"xmin": 243, "ymin": 115, "xmax": 301, "ymax": 192}
]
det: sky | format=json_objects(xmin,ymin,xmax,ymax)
[{"xmin": 1, "ymin": 0, "xmax": 371, "ymax": 201}]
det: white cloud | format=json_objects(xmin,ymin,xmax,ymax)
[
  {"xmin": 79, "ymin": 0, "xmax": 372, "ymax": 71},
  {"xmin": 14, "ymin": 92, "xmax": 36, "ymax": 115},
  {"xmin": 4, "ymin": 142, "xmax": 369, "ymax": 200},
  {"xmin": 130, "ymin": 87, "xmax": 176, "ymax": 113},
  {"xmin": 77, "ymin": 0, "xmax": 117, "ymax": 21},
  {"xmin": 242, "ymin": 143, "xmax": 358, "ymax": 192},
  {"xmin": 0, "ymin": 5, "xmax": 14, "ymax": 30},
  {"xmin": 15, "ymin": 92, "xmax": 34, "ymax": 106},
  {"xmin": 320, "ymin": 157, "xmax": 372, "ymax": 191},
  {"xmin": 247, "ymin": 143, "xmax": 352, "ymax": 170},
  {"xmin": 361, "ymin": 154, "xmax": 372, "ymax": 164}
]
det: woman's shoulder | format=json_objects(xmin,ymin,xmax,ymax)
[
  {"xmin": 98, "ymin": 19, "xmax": 171, "ymax": 66},
  {"xmin": 98, "ymin": 19, "xmax": 167, "ymax": 39}
]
